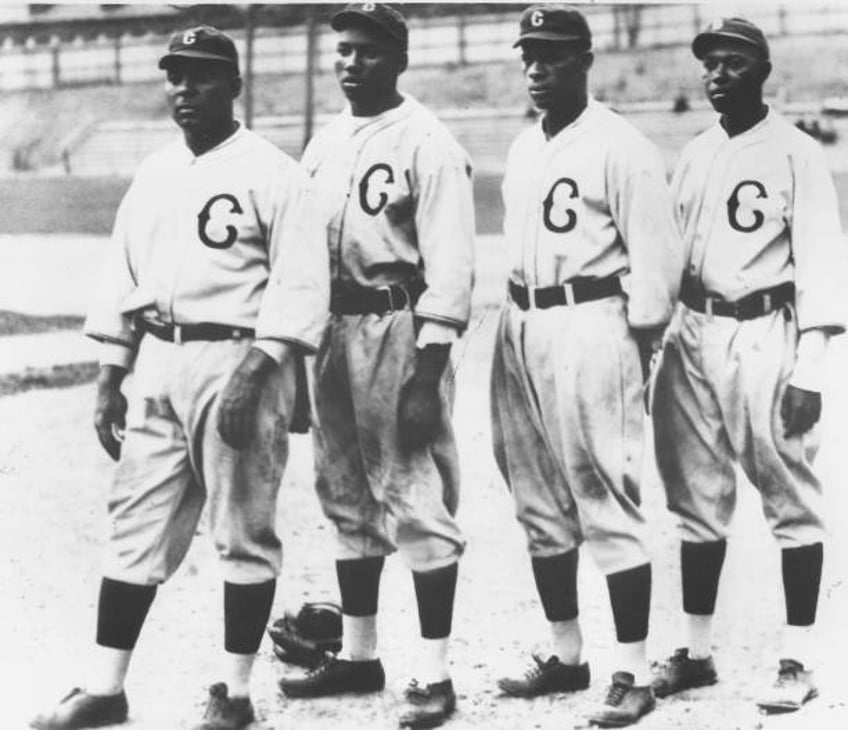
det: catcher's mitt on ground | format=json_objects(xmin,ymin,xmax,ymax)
[{"xmin": 267, "ymin": 601, "xmax": 343, "ymax": 668}]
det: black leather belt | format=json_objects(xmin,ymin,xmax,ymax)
[
  {"xmin": 330, "ymin": 280, "xmax": 426, "ymax": 316},
  {"xmin": 681, "ymin": 282, "xmax": 795, "ymax": 320},
  {"xmin": 508, "ymin": 277, "xmax": 623, "ymax": 311},
  {"xmin": 135, "ymin": 319, "xmax": 255, "ymax": 344}
]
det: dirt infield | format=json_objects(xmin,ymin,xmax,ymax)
[{"xmin": 4, "ymin": 281, "xmax": 848, "ymax": 729}]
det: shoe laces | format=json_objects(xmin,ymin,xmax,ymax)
[
  {"xmin": 59, "ymin": 688, "xmax": 84, "ymax": 704},
  {"xmin": 604, "ymin": 681, "xmax": 629, "ymax": 706},
  {"xmin": 775, "ymin": 669, "xmax": 799, "ymax": 686},
  {"xmin": 404, "ymin": 679, "xmax": 430, "ymax": 702},
  {"xmin": 523, "ymin": 653, "xmax": 551, "ymax": 680},
  {"xmin": 306, "ymin": 653, "xmax": 337, "ymax": 677}
]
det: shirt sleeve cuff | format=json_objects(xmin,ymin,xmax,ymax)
[
  {"xmin": 98, "ymin": 342, "xmax": 135, "ymax": 370},
  {"xmin": 416, "ymin": 321, "xmax": 460, "ymax": 347},
  {"xmin": 789, "ymin": 329, "xmax": 830, "ymax": 392},
  {"xmin": 253, "ymin": 339, "xmax": 290, "ymax": 365}
]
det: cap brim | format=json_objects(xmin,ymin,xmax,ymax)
[
  {"xmin": 692, "ymin": 31, "xmax": 766, "ymax": 59},
  {"xmin": 158, "ymin": 50, "xmax": 237, "ymax": 69},
  {"xmin": 513, "ymin": 32, "xmax": 589, "ymax": 48}
]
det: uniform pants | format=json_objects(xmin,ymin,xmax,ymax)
[
  {"xmin": 105, "ymin": 336, "xmax": 293, "ymax": 585},
  {"xmin": 652, "ymin": 305, "xmax": 824, "ymax": 546},
  {"xmin": 491, "ymin": 297, "xmax": 650, "ymax": 574},
  {"xmin": 312, "ymin": 310, "xmax": 465, "ymax": 572}
]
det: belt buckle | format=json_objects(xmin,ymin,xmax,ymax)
[
  {"xmin": 381, "ymin": 284, "xmax": 409, "ymax": 311},
  {"xmin": 704, "ymin": 298, "xmax": 714, "ymax": 317},
  {"xmin": 173, "ymin": 324, "xmax": 183, "ymax": 345},
  {"xmin": 762, "ymin": 293, "xmax": 772, "ymax": 313},
  {"xmin": 377, "ymin": 285, "xmax": 396, "ymax": 311},
  {"xmin": 526, "ymin": 286, "xmax": 537, "ymax": 311},
  {"xmin": 561, "ymin": 282, "xmax": 575, "ymax": 306}
]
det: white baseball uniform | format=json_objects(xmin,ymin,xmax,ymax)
[
  {"xmin": 653, "ymin": 108, "xmax": 847, "ymax": 546},
  {"xmin": 491, "ymin": 97, "xmax": 683, "ymax": 573},
  {"xmin": 84, "ymin": 124, "xmax": 329, "ymax": 585},
  {"xmin": 302, "ymin": 93, "xmax": 475, "ymax": 572}
]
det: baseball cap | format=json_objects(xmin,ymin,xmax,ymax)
[
  {"xmin": 158, "ymin": 25, "xmax": 239, "ymax": 71},
  {"xmin": 330, "ymin": 3, "xmax": 408, "ymax": 50},
  {"xmin": 692, "ymin": 17, "xmax": 769, "ymax": 60},
  {"xmin": 513, "ymin": 5, "xmax": 592, "ymax": 48}
]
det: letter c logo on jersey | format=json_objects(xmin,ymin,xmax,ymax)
[
  {"xmin": 543, "ymin": 177, "xmax": 579, "ymax": 233},
  {"xmin": 727, "ymin": 180, "xmax": 767, "ymax": 233},
  {"xmin": 197, "ymin": 194, "xmax": 244, "ymax": 249},
  {"xmin": 359, "ymin": 163, "xmax": 394, "ymax": 216}
]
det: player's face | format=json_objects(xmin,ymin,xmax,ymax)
[
  {"xmin": 334, "ymin": 26, "xmax": 406, "ymax": 113},
  {"xmin": 164, "ymin": 58, "xmax": 241, "ymax": 136},
  {"xmin": 520, "ymin": 40, "xmax": 592, "ymax": 112},
  {"xmin": 700, "ymin": 42, "xmax": 770, "ymax": 114}
]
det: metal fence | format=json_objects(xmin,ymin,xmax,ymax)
[{"xmin": 2, "ymin": 2, "xmax": 848, "ymax": 92}]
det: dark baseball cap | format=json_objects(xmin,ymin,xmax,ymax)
[
  {"xmin": 331, "ymin": 3, "xmax": 408, "ymax": 50},
  {"xmin": 513, "ymin": 4, "xmax": 591, "ymax": 48},
  {"xmin": 692, "ymin": 17, "xmax": 769, "ymax": 60},
  {"xmin": 158, "ymin": 25, "xmax": 239, "ymax": 71}
]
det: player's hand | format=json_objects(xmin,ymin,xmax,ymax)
[
  {"xmin": 217, "ymin": 347, "xmax": 278, "ymax": 450},
  {"xmin": 398, "ymin": 344, "xmax": 451, "ymax": 452},
  {"xmin": 780, "ymin": 384, "xmax": 822, "ymax": 438},
  {"xmin": 94, "ymin": 365, "xmax": 128, "ymax": 461}
]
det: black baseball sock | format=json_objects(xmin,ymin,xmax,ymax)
[
  {"xmin": 531, "ymin": 549, "xmax": 579, "ymax": 621},
  {"xmin": 681, "ymin": 539, "xmax": 727, "ymax": 615},
  {"xmin": 412, "ymin": 562, "xmax": 458, "ymax": 639},
  {"xmin": 606, "ymin": 563, "xmax": 651, "ymax": 643},
  {"xmin": 782, "ymin": 542, "xmax": 823, "ymax": 626},
  {"xmin": 96, "ymin": 577, "xmax": 157, "ymax": 651},
  {"xmin": 336, "ymin": 557, "xmax": 384, "ymax": 616},
  {"xmin": 224, "ymin": 579, "xmax": 276, "ymax": 654}
]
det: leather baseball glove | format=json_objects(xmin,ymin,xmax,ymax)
[{"xmin": 267, "ymin": 601, "xmax": 343, "ymax": 668}]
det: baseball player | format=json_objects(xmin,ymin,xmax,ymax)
[
  {"xmin": 491, "ymin": 6, "xmax": 684, "ymax": 727},
  {"xmin": 31, "ymin": 26, "xmax": 329, "ymax": 730},
  {"xmin": 650, "ymin": 18, "xmax": 846, "ymax": 713},
  {"xmin": 277, "ymin": 5, "xmax": 474, "ymax": 729}
]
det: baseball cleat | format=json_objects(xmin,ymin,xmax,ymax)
[
  {"xmin": 278, "ymin": 655, "xmax": 385, "ymax": 698},
  {"xmin": 398, "ymin": 678, "xmax": 456, "ymax": 729},
  {"xmin": 30, "ymin": 687, "xmax": 128, "ymax": 729},
  {"xmin": 497, "ymin": 653, "xmax": 590, "ymax": 697},
  {"xmin": 588, "ymin": 672, "xmax": 655, "ymax": 728},
  {"xmin": 191, "ymin": 683, "xmax": 255, "ymax": 730},
  {"xmin": 651, "ymin": 647, "xmax": 718, "ymax": 698},
  {"xmin": 755, "ymin": 658, "xmax": 818, "ymax": 714}
]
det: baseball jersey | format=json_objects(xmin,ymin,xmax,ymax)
[
  {"xmin": 672, "ymin": 107, "xmax": 847, "ymax": 333},
  {"xmin": 84, "ymin": 125, "xmax": 329, "ymax": 369},
  {"xmin": 301, "ymin": 94, "xmax": 475, "ymax": 331},
  {"xmin": 501, "ymin": 97, "xmax": 682, "ymax": 329}
]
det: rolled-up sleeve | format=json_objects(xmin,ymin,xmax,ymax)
[
  {"xmin": 411, "ymin": 136, "xmax": 476, "ymax": 331},
  {"xmin": 83, "ymin": 189, "xmax": 140, "ymax": 370},
  {"xmin": 791, "ymin": 143, "xmax": 848, "ymax": 334},
  {"xmin": 610, "ymin": 144, "xmax": 684, "ymax": 329},
  {"xmin": 255, "ymin": 167, "xmax": 330, "ymax": 353}
]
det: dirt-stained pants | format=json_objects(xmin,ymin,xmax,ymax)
[
  {"xmin": 491, "ymin": 297, "xmax": 650, "ymax": 575},
  {"xmin": 105, "ymin": 336, "xmax": 293, "ymax": 586},
  {"xmin": 313, "ymin": 310, "xmax": 465, "ymax": 572},
  {"xmin": 652, "ymin": 305, "xmax": 824, "ymax": 546}
]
